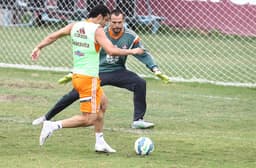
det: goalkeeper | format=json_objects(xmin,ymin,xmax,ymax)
[{"xmin": 32, "ymin": 9, "xmax": 170, "ymax": 129}]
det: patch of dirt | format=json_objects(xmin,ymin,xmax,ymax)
[
  {"xmin": 0, "ymin": 94, "xmax": 48, "ymax": 103},
  {"xmin": 0, "ymin": 80, "xmax": 55, "ymax": 89},
  {"xmin": 0, "ymin": 94, "xmax": 18, "ymax": 102}
]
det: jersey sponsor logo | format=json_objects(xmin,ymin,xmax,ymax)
[
  {"xmin": 74, "ymin": 28, "xmax": 87, "ymax": 39},
  {"xmin": 122, "ymin": 45, "xmax": 128, "ymax": 49},
  {"xmin": 105, "ymin": 45, "xmax": 121, "ymax": 64},
  {"xmin": 72, "ymin": 40, "xmax": 90, "ymax": 48},
  {"xmin": 74, "ymin": 50, "xmax": 84, "ymax": 57},
  {"xmin": 106, "ymin": 54, "xmax": 119, "ymax": 64}
]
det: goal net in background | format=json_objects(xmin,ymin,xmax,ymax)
[{"xmin": 0, "ymin": 0, "xmax": 255, "ymax": 87}]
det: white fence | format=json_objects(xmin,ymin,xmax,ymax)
[{"xmin": 0, "ymin": 0, "xmax": 255, "ymax": 87}]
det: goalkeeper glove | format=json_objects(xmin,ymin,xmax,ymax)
[
  {"xmin": 152, "ymin": 67, "xmax": 171, "ymax": 84},
  {"xmin": 58, "ymin": 72, "xmax": 72, "ymax": 84}
]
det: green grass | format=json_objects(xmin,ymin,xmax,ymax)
[{"xmin": 0, "ymin": 67, "xmax": 256, "ymax": 168}]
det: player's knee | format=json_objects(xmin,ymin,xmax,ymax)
[
  {"xmin": 97, "ymin": 111, "xmax": 104, "ymax": 121},
  {"xmin": 136, "ymin": 78, "xmax": 146, "ymax": 88},
  {"xmin": 100, "ymin": 94, "xmax": 108, "ymax": 113},
  {"xmin": 62, "ymin": 90, "xmax": 79, "ymax": 102},
  {"xmin": 81, "ymin": 113, "xmax": 97, "ymax": 126}
]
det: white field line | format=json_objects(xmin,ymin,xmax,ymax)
[
  {"xmin": 0, "ymin": 116, "xmax": 30, "ymax": 123},
  {"xmin": 181, "ymin": 94, "xmax": 240, "ymax": 101},
  {"xmin": 0, "ymin": 63, "xmax": 70, "ymax": 72},
  {"xmin": 0, "ymin": 116, "xmax": 253, "ymax": 141},
  {"xmin": 1, "ymin": 63, "xmax": 256, "ymax": 88},
  {"xmin": 150, "ymin": 90, "xmax": 241, "ymax": 101},
  {"xmin": 168, "ymin": 76, "xmax": 256, "ymax": 88}
]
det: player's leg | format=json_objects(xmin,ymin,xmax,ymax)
[
  {"xmin": 46, "ymin": 88, "xmax": 79, "ymax": 120},
  {"xmin": 39, "ymin": 75, "xmax": 115, "ymax": 152},
  {"xmin": 93, "ymin": 91, "xmax": 115, "ymax": 152},
  {"xmin": 100, "ymin": 70, "xmax": 154, "ymax": 129},
  {"xmin": 39, "ymin": 112, "xmax": 97, "ymax": 146},
  {"xmin": 94, "ymin": 91, "xmax": 108, "ymax": 133},
  {"xmin": 100, "ymin": 70, "xmax": 146, "ymax": 120},
  {"xmin": 32, "ymin": 88, "xmax": 79, "ymax": 125}
]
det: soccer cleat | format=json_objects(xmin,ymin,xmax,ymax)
[
  {"xmin": 32, "ymin": 116, "xmax": 46, "ymax": 125},
  {"xmin": 131, "ymin": 119, "xmax": 155, "ymax": 129},
  {"xmin": 58, "ymin": 72, "xmax": 72, "ymax": 84},
  {"xmin": 95, "ymin": 143, "xmax": 116, "ymax": 153},
  {"xmin": 39, "ymin": 121, "xmax": 54, "ymax": 146}
]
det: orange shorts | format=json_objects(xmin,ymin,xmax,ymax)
[{"xmin": 72, "ymin": 74, "xmax": 103, "ymax": 113}]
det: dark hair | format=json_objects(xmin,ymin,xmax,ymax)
[
  {"xmin": 110, "ymin": 9, "xmax": 125, "ymax": 19},
  {"xmin": 88, "ymin": 4, "xmax": 110, "ymax": 18}
]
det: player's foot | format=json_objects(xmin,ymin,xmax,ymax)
[
  {"xmin": 39, "ymin": 121, "xmax": 54, "ymax": 146},
  {"xmin": 131, "ymin": 119, "xmax": 155, "ymax": 129},
  {"xmin": 95, "ymin": 142, "xmax": 116, "ymax": 153},
  {"xmin": 32, "ymin": 116, "xmax": 46, "ymax": 125}
]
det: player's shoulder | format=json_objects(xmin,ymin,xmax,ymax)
[
  {"xmin": 124, "ymin": 27, "xmax": 138, "ymax": 38},
  {"xmin": 72, "ymin": 21, "xmax": 87, "ymax": 29},
  {"xmin": 103, "ymin": 26, "xmax": 108, "ymax": 33},
  {"xmin": 74, "ymin": 21, "xmax": 85, "ymax": 25}
]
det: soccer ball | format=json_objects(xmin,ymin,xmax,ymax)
[{"xmin": 134, "ymin": 137, "xmax": 154, "ymax": 155}]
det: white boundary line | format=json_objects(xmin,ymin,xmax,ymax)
[
  {"xmin": 1, "ymin": 63, "xmax": 256, "ymax": 88},
  {"xmin": 0, "ymin": 116, "xmax": 253, "ymax": 141},
  {"xmin": 0, "ymin": 63, "xmax": 70, "ymax": 72}
]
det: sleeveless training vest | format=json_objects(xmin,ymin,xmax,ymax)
[{"xmin": 71, "ymin": 21, "xmax": 100, "ymax": 77}]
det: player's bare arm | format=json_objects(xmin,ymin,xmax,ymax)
[
  {"xmin": 95, "ymin": 27, "xmax": 144, "ymax": 56},
  {"xmin": 31, "ymin": 23, "xmax": 75, "ymax": 61}
]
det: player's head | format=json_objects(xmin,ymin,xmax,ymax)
[
  {"xmin": 88, "ymin": 4, "xmax": 110, "ymax": 27},
  {"xmin": 110, "ymin": 9, "xmax": 125, "ymax": 34}
]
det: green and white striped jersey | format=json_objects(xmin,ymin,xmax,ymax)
[{"xmin": 99, "ymin": 26, "xmax": 157, "ymax": 73}]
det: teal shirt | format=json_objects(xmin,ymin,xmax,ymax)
[{"xmin": 99, "ymin": 26, "xmax": 157, "ymax": 73}]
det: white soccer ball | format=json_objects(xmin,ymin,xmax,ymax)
[{"xmin": 134, "ymin": 137, "xmax": 154, "ymax": 155}]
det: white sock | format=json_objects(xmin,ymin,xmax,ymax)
[
  {"xmin": 42, "ymin": 116, "xmax": 46, "ymax": 121},
  {"xmin": 95, "ymin": 132, "xmax": 105, "ymax": 145},
  {"xmin": 52, "ymin": 121, "xmax": 62, "ymax": 131}
]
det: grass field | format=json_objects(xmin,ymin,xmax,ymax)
[{"xmin": 0, "ymin": 67, "xmax": 256, "ymax": 168}]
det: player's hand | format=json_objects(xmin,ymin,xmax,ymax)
[
  {"xmin": 152, "ymin": 67, "xmax": 171, "ymax": 84},
  {"xmin": 31, "ymin": 47, "xmax": 40, "ymax": 61},
  {"xmin": 58, "ymin": 72, "xmax": 72, "ymax": 84},
  {"xmin": 131, "ymin": 48, "xmax": 144, "ymax": 55}
]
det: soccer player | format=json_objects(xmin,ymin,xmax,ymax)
[
  {"xmin": 32, "ymin": 9, "xmax": 170, "ymax": 129},
  {"xmin": 31, "ymin": 5, "xmax": 144, "ymax": 153}
]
